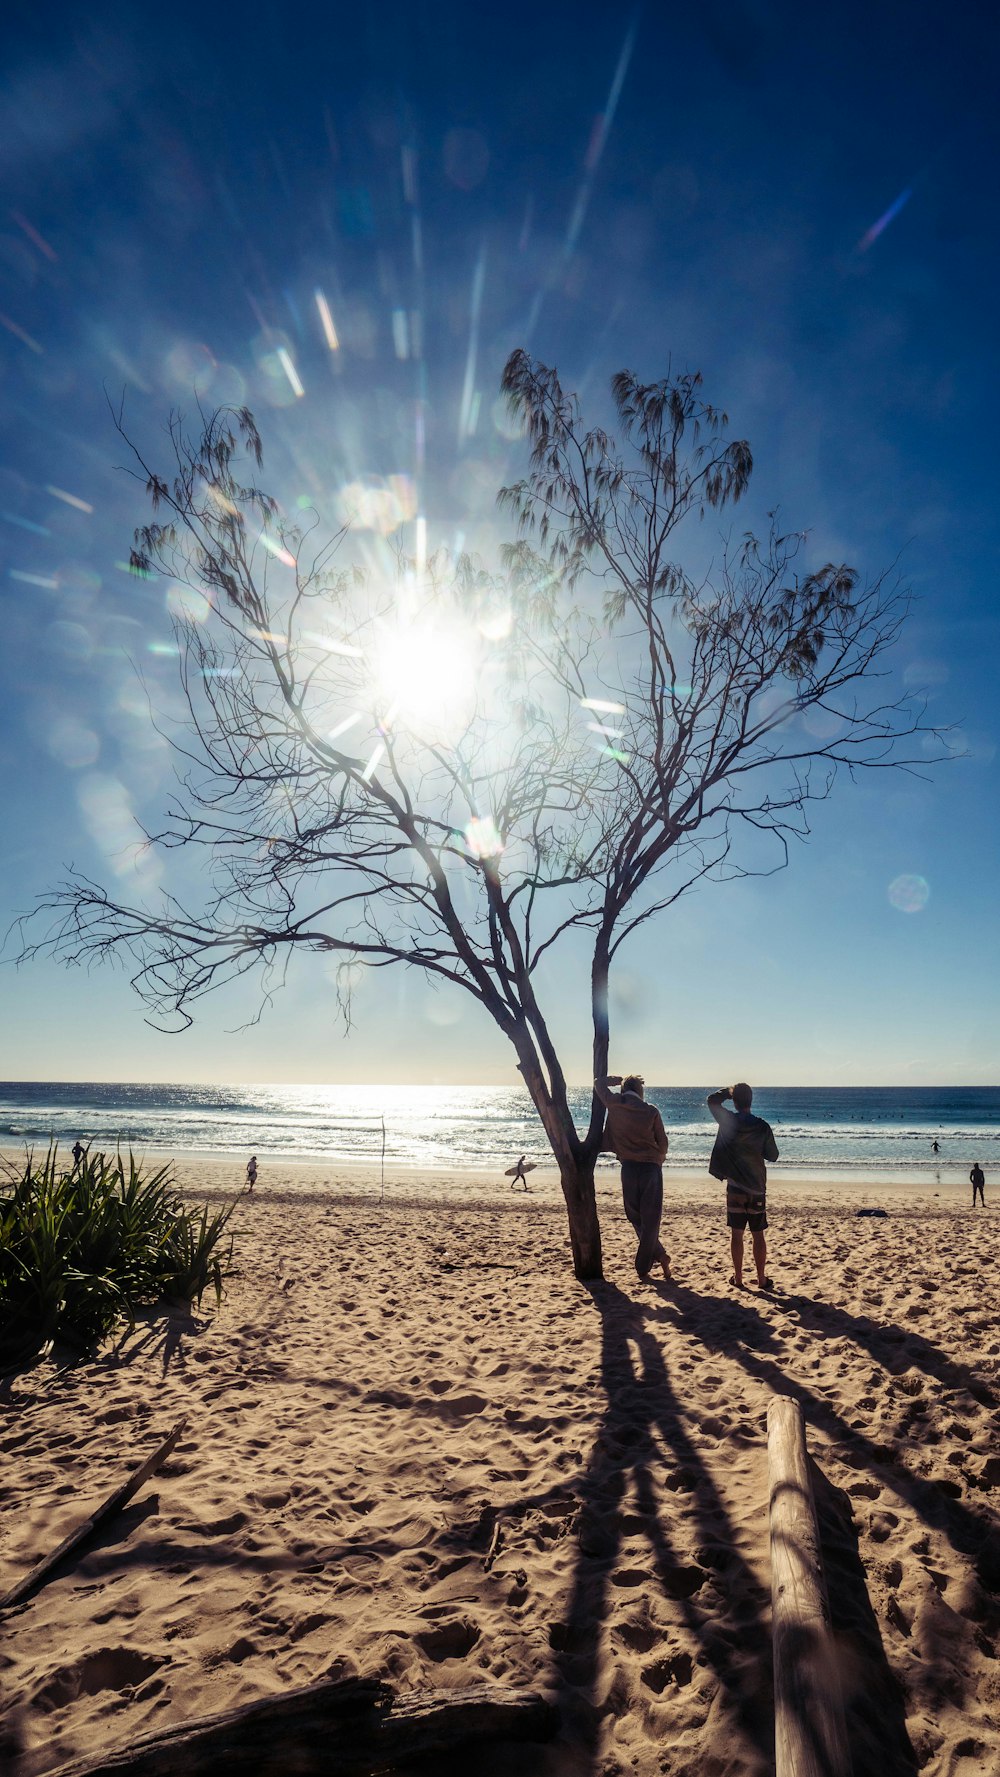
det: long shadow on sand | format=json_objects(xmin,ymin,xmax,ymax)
[
  {"xmin": 810, "ymin": 1461, "xmax": 918, "ymax": 1777},
  {"xmin": 541, "ymin": 1268, "xmax": 1000, "ymax": 1777},
  {"xmin": 652, "ymin": 1282, "xmax": 1000, "ymax": 1767},
  {"xmin": 546, "ymin": 1281, "xmax": 775, "ymax": 1776}
]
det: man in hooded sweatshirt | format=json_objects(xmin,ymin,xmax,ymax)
[
  {"xmin": 595, "ymin": 1071, "xmax": 671, "ymax": 1281},
  {"xmin": 707, "ymin": 1083, "xmax": 778, "ymax": 1290}
]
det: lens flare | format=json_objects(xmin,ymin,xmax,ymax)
[
  {"xmin": 47, "ymin": 717, "xmax": 99, "ymax": 769},
  {"xmin": 888, "ymin": 873, "xmax": 930, "ymax": 913},
  {"xmin": 337, "ymin": 475, "xmax": 417, "ymax": 535},
  {"xmin": 315, "ymin": 290, "xmax": 339, "ymax": 351},
  {"xmin": 166, "ymin": 583, "xmax": 212, "ymax": 624},
  {"xmin": 259, "ymin": 531, "xmax": 297, "ymax": 568},
  {"xmin": 464, "ymin": 815, "xmax": 503, "ymax": 860},
  {"xmin": 46, "ymin": 485, "xmax": 93, "ymax": 513},
  {"xmin": 78, "ymin": 774, "xmax": 159, "ymax": 883}
]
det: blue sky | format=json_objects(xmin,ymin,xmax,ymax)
[{"xmin": 0, "ymin": 0, "xmax": 997, "ymax": 1086}]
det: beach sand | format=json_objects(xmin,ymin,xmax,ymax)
[{"xmin": 2, "ymin": 1158, "xmax": 999, "ymax": 1776}]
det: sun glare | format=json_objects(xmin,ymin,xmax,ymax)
[{"xmin": 374, "ymin": 621, "xmax": 479, "ymax": 733}]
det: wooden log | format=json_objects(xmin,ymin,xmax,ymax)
[
  {"xmin": 767, "ymin": 1395, "xmax": 851, "ymax": 1777},
  {"xmin": 46, "ymin": 1677, "xmax": 558, "ymax": 1776},
  {"xmin": 0, "ymin": 1417, "xmax": 187, "ymax": 1613}
]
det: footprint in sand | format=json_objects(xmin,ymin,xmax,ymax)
[
  {"xmin": 847, "ymin": 1478, "xmax": 881, "ymax": 1500},
  {"xmin": 32, "ymin": 1649, "xmax": 165, "ymax": 1711},
  {"xmin": 641, "ymin": 1650, "xmax": 694, "ymax": 1692},
  {"xmin": 614, "ymin": 1563, "xmax": 707, "ymax": 1598},
  {"xmin": 414, "ymin": 1614, "xmax": 481, "ymax": 1661},
  {"xmin": 611, "ymin": 1627, "xmax": 664, "ymax": 1649}
]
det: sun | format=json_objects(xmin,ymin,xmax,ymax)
[{"xmin": 374, "ymin": 620, "xmax": 480, "ymax": 735}]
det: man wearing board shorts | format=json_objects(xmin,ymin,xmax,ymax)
[{"xmin": 707, "ymin": 1084, "xmax": 778, "ymax": 1291}]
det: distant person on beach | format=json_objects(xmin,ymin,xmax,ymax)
[
  {"xmin": 246, "ymin": 1154, "xmax": 257, "ymax": 1191},
  {"xmin": 511, "ymin": 1154, "xmax": 530, "ymax": 1191},
  {"xmin": 970, "ymin": 1162, "xmax": 985, "ymax": 1207},
  {"xmin": 595, "ymin": 1071, "xmax": 671, "ymax": 1282},
  {"xmin": 71, "ymin": 1140, "xmax": 84, "ymax": 1168},
  {"xmin": 707, "ymin": 1085, "xmax": 778, "ymax": 1290}
]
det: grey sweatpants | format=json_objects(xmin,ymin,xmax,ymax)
[{"xmin": 620, "ymin": 1161, "xmax": 668, "ymax": 1277}]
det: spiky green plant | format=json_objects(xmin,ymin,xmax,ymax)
[{"xmin": 0, "ymin": 1147, "xmax": 234, "ymax": 1366}]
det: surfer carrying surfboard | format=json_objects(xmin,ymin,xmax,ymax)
[{"xmin": 506, "ymin": 1153, "xmax": 534, "ymax": 1190}]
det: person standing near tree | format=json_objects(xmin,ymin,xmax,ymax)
[
  {"xmin": 970, "ymin": 1162, "xmax": 986, "ymax": 1207},
  {"xmin": 595, "ymin": 1071, "xmax": 671, "ymax": 1282},
  {"xmin": 707, "ymin": 1084, "xmax": 778, "ymax": 1290}
]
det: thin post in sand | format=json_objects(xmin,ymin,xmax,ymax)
[
  {"xmin": 380, "ymin": 1113, "xmax": 386, "ymax": 1207},
  {"xmin": 0, "ymin": 1417, "xmax": 187, "ymax": 1613},
  {"xmin": 767, "ymin": 1395, "xmax": 851, "ymax": 1777}
]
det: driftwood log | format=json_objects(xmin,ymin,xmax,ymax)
[
  {"xmin": 47, "ymin": 1676, "xmax": 558, "ymax": 1776},
  {"xmin": 767, "ymin": 1396, "xmax": 851, "ymax": 1777},
  {"xmin": 0, "ymin": 1418, "xmax": 187, "ymax": 1613}
]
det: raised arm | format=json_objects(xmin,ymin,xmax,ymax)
[
  {"xmin": 707, "ymin": 1087, "xmax": 732, "ymax": 1125},
  {"xmin": 594, "ymin": 1072, "xmax": 624, "ymax": 1109}
]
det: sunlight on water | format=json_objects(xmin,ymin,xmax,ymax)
[{"xmin": 2, "ymin": 1083, "xmax": 999, "ymax": 1178}]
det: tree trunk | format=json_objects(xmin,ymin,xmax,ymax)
[
  {"xmin": 512, "ymin": 1033, "xmax": 604, "ymax": 1282},
  {"xmin": 558, "ymin": 1155, "xmax": 604, "ymax": 1282}
]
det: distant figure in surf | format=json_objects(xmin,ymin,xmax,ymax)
[
  {"xmin": 707, "ymin": 1084, "xmax": 778, "ymax": 1291},
  {"xmin": 595, "ymin": 1071, "xmax": 671, "ymax": 1282},
  {"xmin": 246, "ymin": 1154, "xmax": 258, "ymax": 1191},
  {"xmin": 970, "ymin": 1162, "xmax": 985, "ymax": 1207},
  {"xmin": 932, "ymin": 1139, "xmax": 940, "ymax": 1155}
]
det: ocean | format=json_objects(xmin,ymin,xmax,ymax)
[{"xmin": 1, "ymin": 1082, "xmax": 998, "ymax": 1178}]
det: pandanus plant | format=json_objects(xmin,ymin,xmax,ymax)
[{"xmin": 0, "ymin": 1146, "xmax": 234, "ymax": 1367}]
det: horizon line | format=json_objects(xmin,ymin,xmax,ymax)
[{"xmin": 2, "ymin": 1078, "xmax": 998, "ymax": 1092}]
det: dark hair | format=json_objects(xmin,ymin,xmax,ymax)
[
  {"xmin": 732, "ymin": 1082, "xmax": 752, "ymax": 1110},
  {"xmin": 621, "ymin": 1073, "xmax": 645, "ymax": 1095}
]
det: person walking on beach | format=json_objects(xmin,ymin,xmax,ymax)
[
  {"xmin": 595, "ymin": 1071, "xmax": 671, "ymax": 1282},
  {"xmin": 246, "ymin": 1154, "xmax": 258, "ymax": 1191},
  {"xmin": 707, "ymin": 1084, "xmax": 778, "ymax": 1290},
  {"xmin": 71, "ymin": 1140, "xmax": 84, "ymax": 1169},
  {"xmin": 510, "ymin": 1153, "xmax": 530, "ymax": 1191},
  {"xmin": 970, "ymin": 1162, "xmax": 986, "ymax": 1207}
]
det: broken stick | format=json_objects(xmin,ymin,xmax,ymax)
[
  {"xmin": 484, "ymin": 1515, "xmax": 504, "ymax": 1570},
  {"xmin": 0, "ymin": 1416, "xmax": 187, "ymax": 1612}
]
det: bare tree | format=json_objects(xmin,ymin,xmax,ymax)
[{"xmin": 15, "ymin": 353, "xmax": 939, "ymax": 1279}]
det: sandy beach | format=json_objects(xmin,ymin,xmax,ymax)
[{"xmin": 2, "ymin": 1159, "xmax": 999, "ymax": 1776}]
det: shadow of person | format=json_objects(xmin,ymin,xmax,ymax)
[
  {"xmin": 546, "ymin": 1279, "xmax": 773, "ymax": 1775},
  {"xmin": 775, "ymin": 1289, "xmax": 997, "ymax": 1409}
]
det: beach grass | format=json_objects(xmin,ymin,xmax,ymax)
[{"xmin": 0, "ymin": 1145, "xmax": 234, "ymax": 1367}]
